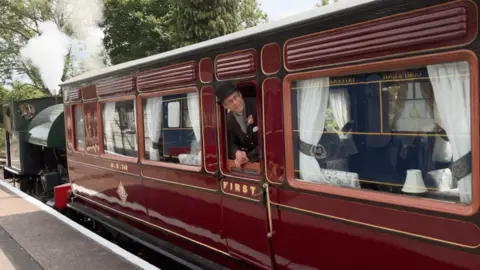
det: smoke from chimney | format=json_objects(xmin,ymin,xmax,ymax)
[
  {"xmin": 19, "ymin": 21, "xmax": 71, "ymax": 96},
  {"xmin": 19, "ymin": 0, "xmax": 107, "ymax": 95}
]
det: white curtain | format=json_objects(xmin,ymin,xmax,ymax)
[
  {"xmin": 328, "ymin": 88, "xmax": 350, "ymax": 137},
  {"xmin": 427, "ymin": 61, "xmax": 471, "ymax": 204},
  {"xmin": 146, "ymin": 97, "xmax": 163, "ymax": 160},
  {"xmin": 297, "ymin": 78, "xmax": 330, "ymax": 182},
  {"xmin": 187, "ymin": 92, "xmax": 201, "ymax": 144},
  {"xmin": 432, "ymin": 103, "xmax": 453, "ymax": 163},
  {"xmin": 328, "ymin": 88, "xmax": 358, "ymax": 156},
  {"xmin": 103, "ymin": 102, "xmax": 116, "ymax": 153}
]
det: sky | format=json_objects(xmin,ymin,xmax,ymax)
[{"xmin": 260, "ymin": 0, "xmax": 321, "ymax": 21}]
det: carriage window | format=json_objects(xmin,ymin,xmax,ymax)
[
  {"xmin": 102, "ymin": 100, "xmax": 137, "ymax": 157},
  {"xmin": 73, "ymin": 105, "xmax": 84, "ymax": 150},
  {"xmin": 143, "ymin": 92, "xmax": 201, "ymax": 166},
  {"xmin": 290, "ymin": 61, "xmax": 472, "ymax": 205},
  {"xmin": 217, "ymin": 83, "xmax": 261, "ymax": 175}
]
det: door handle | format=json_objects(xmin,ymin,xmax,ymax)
[{"xmin": 263, "ymin": 183, "xmax": 274, "ymax": 238}]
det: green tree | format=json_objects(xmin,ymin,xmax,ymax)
[
  {"xmin": 102, "ymin": 0, "xmax": 269, "ymax": 64},
  {"xmin": 168, "ymin": 0, "xmax": 240, "ymax": 48},
  {"xmin": 0, "ymin": 0, "xmax": 74, "ymax": 94},
  {"xmin": 102, "ymin": 0, "xmax": 172, "ymax": 65},
  {"xmin": 4, "ymin": 82, "xmax": 48, "ymax": 101},
  {"xmin": 315, "ymin": 0, "xmax": 339, "ymax": 7}
]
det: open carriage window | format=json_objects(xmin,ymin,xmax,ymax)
[
  {"xmin": 102, "ymin": 100, "xmax": 138, "ymax": 158},
  {"xmin": 215, "ymin": 82, "xmax": 261, "ymax": 175},
  {"xmin": 73, "ymin": 105, "xmax": 85, "ymax": 150},
  {"xmin": 290, "ymin": 61, "xmax": 472, "ymax": 205},
  {"xmin": 142, "ymin": 92, "xmax": 201, "ymax": 166}
]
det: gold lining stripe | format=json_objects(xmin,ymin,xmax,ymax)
[
  {"xmin": 271, "ymin": 202, "xmax": 480, "ymax": 249},
  {"xmin": 262, "ymin": 77, "xmax": 284, "ymax": 185},
  {"xmin": 260, "ymin": 43, "xmax": 281, "ymax": 76},
  {"xmin": 73, "ymin": 194, "xmax": 232, "ymax": 257},
  {"xmin": 293, "ymin": 130, "xmax": 466, "ymax": 137},
  {"xmin": 140, "ymin": 170, "xmax": 218, "ymax": 192},
  {"xmin": 200, "ymin": 86, "xmax": 216, "ymax": 174},
  {"xmin": 289, "ymin": 74, "xmax": 471, "ymax": 89},
  {"xmin": 292, "ymin": 170, "xmax": 470, "ymax": 193}
]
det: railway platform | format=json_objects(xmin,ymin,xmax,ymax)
[{"xmin": 0, "ymin": 179, "xmax": 159, "ymax": 270}]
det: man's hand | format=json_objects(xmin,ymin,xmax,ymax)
[{"xmin": 235, "ymin": 150, "xmax": 248, "ymax": 167}]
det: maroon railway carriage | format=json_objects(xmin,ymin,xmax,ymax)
[{"xmin": 59, "ymin": 0, "xmax": 480, "ymax": 269}]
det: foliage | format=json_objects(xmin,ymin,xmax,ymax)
[
  {"xmin": 168, "ymin": 0, "xmax": 240, "ymax": 48},
  {"xmin": 315, "ymin": 0, "xmax": 339, "ymax": 7},
  {"xmin": 102, "ymin": 0, "xmax": 269, "ymax": 65},
  {"xmin": 102, "ymin": 0, "xmax": 172, "ymax": 65},
  {"xmin": 0, "ymin": 0, "xmax": 74, "ymax": 94},
  {"xmin": 2, "ymin": 82, "xmax": 48, "ymax": 101},
  {"xmin": 238, "ymin": 0, "xmax": 268, "ymax": 29},
  {"xmin": 0, "ymin": 83, "xmax": 47, "ymax": 151}
]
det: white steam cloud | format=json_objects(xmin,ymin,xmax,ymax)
[
  {"xmin": 19, "ymin": 0, "xmax": 106, "ymax": 95},
  {"xmin": 20, "ymin": 21, "xmax": 71, "ymax": 95},
  {"xmin": 56, "ymin": 0, "xmax": 106, "ymax": 70}
]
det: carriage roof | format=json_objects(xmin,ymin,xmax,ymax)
[{"xmin": 60, "ymin": 0, "xmax": 377, "ymax": 86}]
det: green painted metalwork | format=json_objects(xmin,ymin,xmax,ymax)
[{"xmin": 27, "ymin": 104, "xmax": 65, "ymax": 149}]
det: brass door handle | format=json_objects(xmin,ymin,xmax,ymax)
[{"xmin": 263, "ymin": 183, "xmax": 274, "ymax": 238}]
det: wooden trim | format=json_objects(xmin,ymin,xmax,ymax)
[
  {"xmin": 72, "ymin": 193, "xmax": 232, "ymax": 257},
  {"xmin": 97, "ymin": 101, "xmax": 104, "ymax": 154},
  {"xmin": 214, "ymin": 48, "xmax": 258, "ymax": 82},
  {"xmin": 260, "ymin": 42, "xmax": 281, "ymax": 76},
  {"xmin": 138, "ymin": 87, "xmax": 197, "ymax": 99},
  {"xmin": 142, "ymin": 159, "xmax": 202, "ymax": 172},
  {"xmin": 137, "ymin": 95, "xmax": 145, "ymax": 162},
  {"xmin": 199, "ymin": 58, "xmax": 213, "ymax": 84},
  {"xmin": 82, "ymin": 101, "xmax": 101, "ymax": 157},
  {"xmin": 97, "ymin": 95, "xmax": 136, "ymax": 103},
  {"xmin": 262, "ymin": 77, "xmax": 285, "ymax": 184},
  {"xmin": 283, "ymin": 0, "xmax": 479, "ymax": 72},
  {"xmin": 72, "ymin": 104, "xmax": 85, "ymax": 153},
  {"xmin": 282, "ymin": 49, "xmax": 479, "ymax": 216}
]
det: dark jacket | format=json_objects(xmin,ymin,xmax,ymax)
[{"xmin": 226, "ymin": 110, "xmax": 259, "ymax": 162}]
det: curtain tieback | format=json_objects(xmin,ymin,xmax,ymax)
[
  {"xmin": 436, "ymin": 127, "xmax": 449, "ymax": 142},
  {"xmin": 299, "ymin": 140, "xmax": 327, "ymax": 160},
  {"xmin": 449, "ymin": 151, "xmax": 472, "ymax": 182},
  {"xmin": 152, "ymin": 142, "xmax": 159, "ymax": 149}
]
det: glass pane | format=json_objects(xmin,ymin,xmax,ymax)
[
  {"xmin": 167, "ymin": 101, "xmax": 180, "ymax": 128},
  {"xmin": 143, "ymin": 93, "xmax": 201, "ymax": 166},
  {"xmin": 102, "ymin": 100, "xmax": 137, "ymax": 157},
  {"xmin": 291, "ymin": 61, "xmax": 472, "ymax": 205},
  {"xmin": 74, "ymin": 106, "xmax": 84, "ymax": 149}
]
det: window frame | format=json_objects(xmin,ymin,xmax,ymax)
[
  {"xmin": 82, "ymin": 101, "xmax": 101, "ymax": 156},
  {"xmin": 138, "ymin": 87, "xmax": 202, "ymax": 172},
  {"xmin": 72, "ymin": 103, "xmax": 85, "ymax": 153},
  {"xmin": 216, "ymin": 80, "xmax": 264, "ymax": 182},
  {"xmin": 98, "ymin": 95, "xmax": 139, "ymax": 163},
  {"xmin": 282, "ymin": 49, "xmax": 479, "ymax": 216}
]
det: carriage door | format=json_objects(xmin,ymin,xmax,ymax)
[{"xmin": 213, "ymin": 76, "xmax": 276, "ymax": 269}]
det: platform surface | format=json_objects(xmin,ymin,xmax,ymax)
[{"xmin": 0, "ymin": 182, "xmax": 147, "ymax": 270}]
